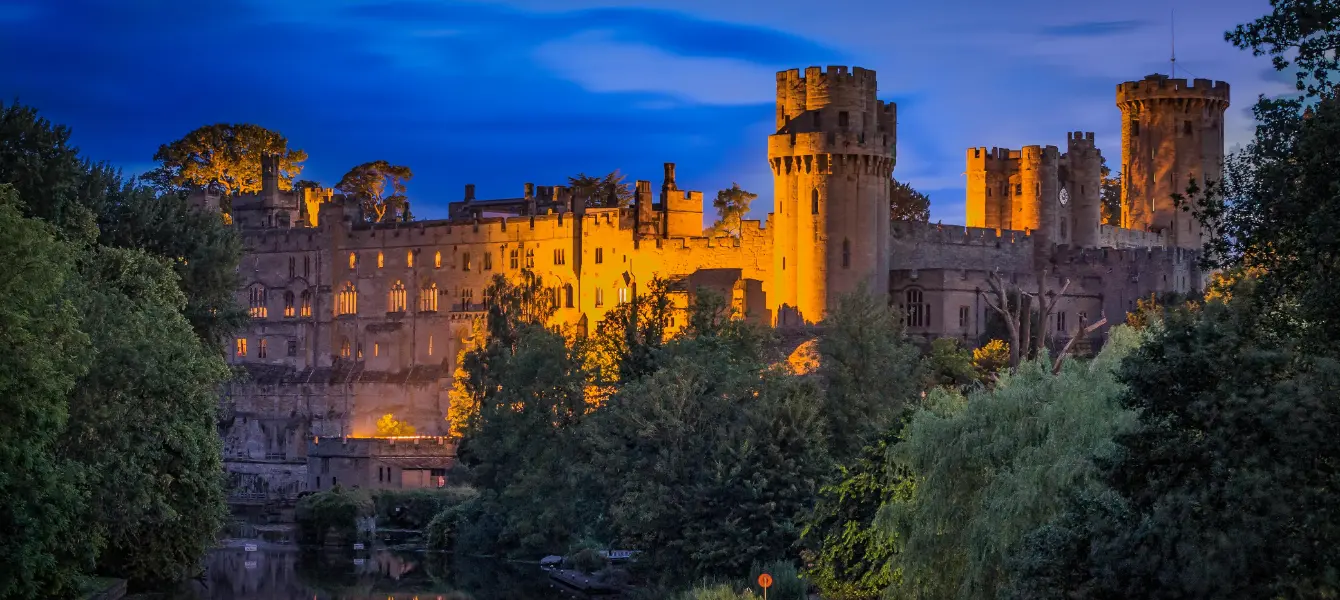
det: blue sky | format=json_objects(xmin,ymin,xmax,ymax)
[{"xmin": 0, "ymin": 0, "xmax": 1290, "ymax": 225}]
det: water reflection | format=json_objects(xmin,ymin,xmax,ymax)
[{"xmin": 147, "ymin": 546, "xmax": 576, "ymax": 600}]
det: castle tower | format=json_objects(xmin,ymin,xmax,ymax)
[
  {"xmin": 1117, "ymin": 74, "xmax": 1230, "ymax": 248},
  {"xmin": 1064, "ymin": 132, "xmax": 1102, "ymax": 247},
  {"xmin": 965, "ymin": 145, "xmax": 1062, "ymax": 248},
  {"xmin": 769, "ymin": 66, "xmax": 897, "ymax": 325}
]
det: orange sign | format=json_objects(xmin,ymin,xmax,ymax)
[{"xmin": 758, "ymin": 573, "xmax": 773, "ymax": 588}]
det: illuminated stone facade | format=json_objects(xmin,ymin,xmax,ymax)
[{"xmin": 214, "ymin": 66, "xmax": 1224, "ymax": 499}]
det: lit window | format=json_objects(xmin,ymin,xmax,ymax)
[
  {"xmin": 525, "ymin": 249, "xmax": 535, "ymax": 268},
  {"xmin": 388, "ymin": 280, "xmax": 407, "ymax": 312},
  {"xmin": 595, "ymin": 288, "xmax": 604, "ymax": 307},
  {"xmin": 377, "ymin": 252, "xmax": 384, "ymax": 269},
  {"xmin": 258, "ymin": 338, "xmax": 268, "ymax": 359},
  {"xmin": 300, "ymin": 290, "xmax": 312, "ymax": 317},
  {"xmin": 421, "ymin": 283, "xmax": 438, "ymax": 312},
  {"xmin": 249, "ymin": 287, "xmax": 268, "ymax": 318},
  {"xmin": 337, "ymin": 282, "xmax": 358, "ymax": 315},
  {"xmin": 283, "ymin": 291, "xmax": 295, "ymax": 317},
  {"xmin": 340, "ymin": 338, "xmax": 351, "ymax": 358},
  {"xmin": 484, "ymin": 252, "xmax": 493, "ymax": 270},
  {"xmin": 407, "ymin": 251, "xmax": 414, "ymax": 268},
  {"xmin": 463, "ymin": 252, "xmax": 472, "ymax": 271},
  {"xmin": 595, "ymin": 248, "xmax": 604, "ymax": 264},
  {"xmin": 618, "ymin": 287, "xmax": 628, "ymax": 304},
  {"xmin": 349, "ymin": 252, "xmax": 357, "ymax": 269},
  {"xmin": 374, "ymin": 342, "xmax": 379, "ymax": 357},
  {"xmin": 434, "ymin": 251, "xmax": 442, "ymax": 269},
  {"xmin": 235, "ymin": 338, "xmax": 248, "ymax": 357},
  {"xmin": 356, "ymin": 344, "xmax": 363, "ymax": 360}
]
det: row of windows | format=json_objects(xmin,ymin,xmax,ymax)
[
  {"xmin": 250, "ymin": 288, "xmax": 314, "ymax": 318},
  {"xmin": 235, "ymin": 335, "xmax": 442, "ymax": 360},
  {"xmin": 324, "ymin": 281, "xmax": 633, "ymax": 316},
  {"xmin": 343, "ymin": 246, "xmax": 607, "ymax": 272}
]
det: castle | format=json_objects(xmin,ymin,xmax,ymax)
[{"xmin": 212, "ymin": 68, "xmax": 1227, "ymax": 498}]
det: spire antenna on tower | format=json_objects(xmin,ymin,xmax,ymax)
[{"xmin": 1170, "ymin": 7, "xmax": 1177, "ymax": 78}]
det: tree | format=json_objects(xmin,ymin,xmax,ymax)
[
  {"xmin": 61, "ymin": 246, "xmax": 230, "ymax": 585},
  {"xmin": 376, "ymin": 414, "xmax": 417, "ymax": 437},
  {"xmin": 923, "ymin": 337, "xmax": 980, "ymax": 390},
  {"xmin": 889, "ymin": 179, "xmax": 930, "ymax": 222},
  {"xmin": 711, "ymin": 183, "xmax": 757, "ymax": 237},
  {"xmin": 877, "ymin": 326, "xmax": 1143, "ymax": 600},
  {"xmin": 1099, "ymin": 158, "xmax": 1121, "ymax": 226},
  {"xmin": 0, "ymin": 100, "xmax": 110, "ymax": 236},
  {"xmin": 980, "ymin": 270, "xmax": 1025, "ymax": 368},
  {"xmin": 817, "ymin": 288, "xmax": 923, "ymax": 464},
  {"xmin": 1009, "ymin": 284, "xmax": 1340, "ymax": 599},
  {"xmin": 972, "ymin": 339, "xmax": 1010, "ymax": 377},
  {"xmin": 800, "ymin": 428, "xmax": 912, "ymax": 600},
  {"xmin": 586, "ymin": 277, "xmax": 674, "ymax": 387},
  {"xmin": 569, "ymin": 171, "xmax": 633, "ymax": 209},
  {"xmin": 336, "ymin": 160, "xmax": 413, "ymax": 223},
  {"xmin": 1227, "ymin": 0, "xmax": 1340, "ymax": 96},
  {"xmin": 0, "ymin": 187, "xmax": 97, "ymax": 600},
  {"xmin": 147, "ymin": 123, "xmax": 306, "ymax": 195}
]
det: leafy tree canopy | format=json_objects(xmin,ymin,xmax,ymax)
[
  {"xmin": 890, "ymin": 179, "xmax": 931, "ymax": 222},
  {"xmin": 569, "ymin": 171, "xmax": 633, "ymax": 209},
  {"xmin": 711, "ymin": 183, "xmax": 758, "ymax": 237},
  {"xmin": 147, "ymin": 123, "xmax": 306, "ymax": 195},
  {"xmin": 336, "ymin": 160, "xmax": 413, "ymax": 223},
  {"xmin": 376, "ymin": 414, "xmax": 417, "ymax": 436},
  {"xmin": 1099, "ymin": 157, "xmax": 1121, "ymax": 226}
]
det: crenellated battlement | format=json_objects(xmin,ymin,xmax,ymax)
[
  {"xmin": 891, "ymin": 220, "xmax": 1035, "ymax": 246},
  {"xmin": 1066, "ymin": 131, "xmax": 1098, "ymax": 154},
  {"xmin": 1052, "ymin": 243, "xmax": 1198, "ymax": 267},
  {"xmin": 1117, "ymin": 74, "xmax": 1230, "ymax": 104}
]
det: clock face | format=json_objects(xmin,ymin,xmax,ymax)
[{"xmin": 1059, "ymin": 188, "xmax": 1070, "ymax": 206}]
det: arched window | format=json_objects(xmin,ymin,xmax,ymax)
[
  {"xmin": 458, "ymin": 287, "xmax": 474, "ymax": 311},
  {"xmin": 300, "ymin": 290, "xmax": 312, "ymax": 317},
  {"xmin": 349, "ymin": 252, "xmax": 357, "ymax": 270},
  {"xmin": 905, "ymin": 288, "xmax": 929, "ymax": 328},
  {"xmin": 377, "ymin": 252, "xmax": 384, "ymax": 269},
  {"xmin": 842, "ymin": 238, "xmax": 851, "ymax": 268},
  {"xmin": 420, "ymin": 283, "xmax": 438, "ymax": 312},
  {"xmin": 340, "ymin": 338, "xmax": 351, "ymax": 358},
  {"xmin": 407, "ymin": 251, "xmax": 414, "ymax": 268},
  {"xmin": 434, "ymin": 251, "xmax": 442, "ymax": 269},
  {"xmin": 283, "ymin": 291, "xmax": 295, "ymax": 317},
  {"xmin": 337, "ymin": 282, "xmax": 358, "ymax": 316},
  {"xmin": 388, "ymin": 280, "xmax": 407, "ymax": 312},
  {"xmin": 249, "ymin": 286, "xmax": 268, "ymax": 319},
  {"xmin": 564, "ymin": 283, "xmax": 574, "ymax": 308},
  {"xmin": 812, "ymin": 188, "xmax": 819, "ymax": 214}
]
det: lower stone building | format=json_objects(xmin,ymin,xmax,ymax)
[{"xmin": 306, "ymin": 436, "xmax": 455, "ymax": 492}]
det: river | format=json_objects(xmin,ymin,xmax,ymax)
[{"xmin": 138, "ymin": 543, "xmax": 586, "ymax": 600}]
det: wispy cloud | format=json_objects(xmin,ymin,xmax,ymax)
[{"xmin": 1040, "ymin": 20, "xmax": 1148, "ymax": 37}]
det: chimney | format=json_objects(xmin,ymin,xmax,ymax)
[
  {"xmin": 662, "ymin": 162, "xmax": 677, "ymax": 191},
  {"xmin": 464, "ymin": 184, "xmax": 476, "ymax": 201}
]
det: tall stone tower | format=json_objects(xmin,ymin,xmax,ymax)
[
  {"xmin": 1063, "ymin": 132, "xmax": 1103, "ymax": 248},
  {"xmin": 1117, "ymin": 74, "xmax": 1230, "ymax": 248},
  {"xmin": 769, "ymin": 66, "xmax": 897, "ymax": 325}
]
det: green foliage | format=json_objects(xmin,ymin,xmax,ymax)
[
  {"xmin": 336, "ymin": 160, "xmax": 413, "ymax": 223},
  {"xmin": 61, "ymin": 246, "xmax": 231, "ymax": 585},
  {"xmin": 1227, "ymin": 0, "xmax": 1340, "ymax": 96},
  {"xmin": 748, "ymin": 560, "xmax": 807, "ymax": 600},
  {"xmin": 569, "ymin": 171, "xmax": 633, "ymax": 209},
  {"xmin": 1099, "ymin": 158, "xmax": 1121, "ymax": 226},
  {"xmin": 0, "ymin": 100, "xmax": 108, "ymax": 238},
  {"xmin": 878, "ymin": 327, "xmax": 1142, "ymax": 600},
  {"xmin": 1011, "ymin": 288, "xmax": 1340, "ymax": 599},
  {"xmin": 817, "ymin": 287, "xmax": 923, "ymax": 463},
  {"xmin": 800, "ymin": 430, "xmax": 910, "ymax": 600},
  {"xmin": 923, "ymin": 337, "xmax": 980, "ymax": 390},
  {"xmin": 674, "ymin": 583, "xmax": 759, "ymax": 600},
  {"xmin": 146, "ymin": 123, "xmax": 307, "ymax": 195},
  {"xmin": 889, "ymin": 179, "xmax": 931, "ymax": 222},
  {"xmin": 373, "ymin": 487, "xmax": 476, "ymax": 530},
  {"xmin": 583, "ymin": 321, "xmax": 829, "ymax": 582},
  {"xmin": 711, "ymin": 183, "xmax": 758, "ymax": 237},
  {"xmin": 586, "ymin": 277, "xmax": 674, "ymax": 386},
  {"xmin": 0, "ymin": 187, "xmax": 96, "ymax": 599},
  {"xmin": 295, "ymin": 487, "xmax": 374, "ymax": 546}
]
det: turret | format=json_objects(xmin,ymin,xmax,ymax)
[
  {"xmin": 1117, "ymin": 74, "xmax": 1230, "ymax": 248},
  {"xmin": 1065, "ymin": 131, "xmax": 1102, "ymax": 247},
  {"xmin": 769, "ymin": 66, "xmax": 896, "ymax": 325}
]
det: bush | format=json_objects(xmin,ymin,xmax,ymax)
[
  {"xmin": 675, "ymin": 583, "xmax": 757, "ymax": 600},
  {"xmin": 295, "ymin": 487, "xmax": 373, "ymax": 545},
  {"xmin": 374, "ymin": 486, "xmax": 477, "ymax": 529},
  {"xmin": 748, "ymin": 560, "xmax": 806, "ymax": 600}
]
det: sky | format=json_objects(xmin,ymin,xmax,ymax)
[{"xmin": 0, "ymin": 0, "xmax": 1293, "ymax": 225}]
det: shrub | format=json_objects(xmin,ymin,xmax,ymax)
[
  {"xmin": 748, "ymin": 560, "xmax": 806, "ymax": 600},
  {"xmin": 295, "ymin": 487, "xmax": 373, "ymax": 545},
  {"xmin": 374, "ymin": 486, "xmax": 477, "ymax": 529}
]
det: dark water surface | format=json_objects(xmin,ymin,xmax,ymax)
[{"xmin": 139, "ymin": 545, "xmax": 582, "ymax": 600}]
